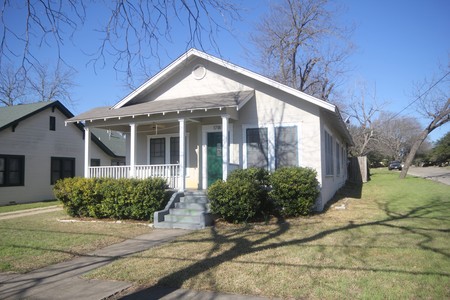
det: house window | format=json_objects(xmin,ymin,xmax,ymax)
[
  {"xmin": 170, "ymin": 137, "xmax": 180, "ymax": 164},
  {"xmin": 90, "ymin": 159, "xmax": 100, "ymax": 166},
  {"xmin": 149, "ymin": 138, "xmax": 166, "ymax": 164},
  {"xmin": 336, "ymin": 142, "xmax": 341, "ymax": 176},
  {"xmin": 51, "ymin": 157, "xmax": 75, "ymax": 185},
  {"xmin": 325, "ymin": 131, "xmax": 334, "ymax": 176},
  {"xmin": 246, "ymin": 128, "xmax": 269, "ymax": 169},
  {"xmin": 0, "ymin": 155, "xmax": 25, "ymax": 187},
  {"xmin": 49, "ymin": 116, "xmax": 56, "ymax": 131},
  {"xmin": 275, "ymin": 126, "xmax": 298, "ymax": 169}
]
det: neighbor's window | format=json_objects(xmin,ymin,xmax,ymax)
[
  {"xmin": 246, "ymin": 128, "xmax": 268, "ymax": 169},
  {"xmin": 0, "ymin": 155, "xmax": 25, "ymax": 187},
  {"xmin": 49, "ymin": 116, "xmax": 56, "ymax": 131},
  {"xmin": 275, "ymin": 126, "xmax": 298, "ymax": 169},
  {"xmin": 51, "ymin": 157, "xmax": 75, "ymax": 184},
  {"xmin": 325, "ymin": 131, "xmax": 334, "ymax": 176},
  {"xmin": 90, "ymin": 159, "xmax": 100, "ymax": 166}
]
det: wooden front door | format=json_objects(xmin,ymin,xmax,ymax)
[{"xmin": 207, "ymin": 132, "xmax": 222, "ymax": 186}]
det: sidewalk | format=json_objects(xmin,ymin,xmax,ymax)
[{"xmin": 0, "ymin": 205, "xmax": 63, "ymax": 220}]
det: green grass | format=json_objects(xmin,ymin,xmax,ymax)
[
  {"xmin": 0, "ymin": 210, "xmax": 152, "ymax": 273},
  {"xmin": 87, "ymin": 169, "xmax": 450, "ymax": 299},
  {"xmin": 0, "ymin": 200, "xmax": 61, "ymax": 213}
]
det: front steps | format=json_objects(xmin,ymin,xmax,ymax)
[{"xmin": 154, "ymin": 191, "xmax": 212, "ymax": 230}]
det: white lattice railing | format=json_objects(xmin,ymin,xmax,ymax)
[{"xmin": 89, "ymin": 164, "xmax": 180, "ymax": 189}]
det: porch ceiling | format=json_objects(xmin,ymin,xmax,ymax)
[{"xmin": 67, "ymin": 90, "xmax": 254, "ymax": 124}]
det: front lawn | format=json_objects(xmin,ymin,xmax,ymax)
[
  {"xmin": 0, "ymin": 210, "xmax": 152, "ymax": 273},
  {"xmin": 87, "ymin": 169, "xmax": 450, "ymax": 299}
]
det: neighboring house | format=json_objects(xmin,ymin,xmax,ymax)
[
  {"xmin": 68, "ymin": 49, "xmax": 353, "ymax": 211},
  {"xmin": 0, "ymin": 101, "xmax": 125, "ymax": 205}
]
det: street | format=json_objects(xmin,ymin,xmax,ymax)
[{"xmin": 406, "ymin": 166, "xmax": 450, "ymax": 186}]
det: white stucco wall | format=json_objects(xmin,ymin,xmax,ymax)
[{"xmin": 0, "ymin": 107, "xmax": 113, "ymax": 205}]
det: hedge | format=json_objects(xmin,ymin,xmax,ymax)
[
  {"xmin": 208, "ymin": 167, "xmax": 320, "ymax": 223},
  {"xmin": 53, "ymin": 177, "xmax": 170, "ymax": 221}
]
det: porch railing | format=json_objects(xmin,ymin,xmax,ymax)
[{"xmin": 89, "ymin": 164, "xmax": 180, "ymax": 189}]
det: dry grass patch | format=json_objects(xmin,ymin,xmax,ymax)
[
  {"xmin": 87, "ymin": 170, "xmax": 450, "ymax": 299},
  {"xmin": 0, "ymin": 210, "xmax": 152, "ymax": 273}
]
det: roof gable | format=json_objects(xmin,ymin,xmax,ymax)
[
  {"xmin": 113, "ymin": 49, "xmax": 336, "ymax": 112},
  {"xmin": 0, "ymin": 101, "xmax": 74, "ymax": 131}
]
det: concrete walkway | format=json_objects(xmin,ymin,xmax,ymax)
[
  {"xmin": 0, "ymin": 205, "xmax": 63, "ymax": 220},
  {"xmin": 0, "ymin": 208, "xmax": 271, "ymax": 300}
]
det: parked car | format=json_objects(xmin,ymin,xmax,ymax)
[{"xmin": 388, "ymin": 161, "xmax": 402, "ymax": 171}]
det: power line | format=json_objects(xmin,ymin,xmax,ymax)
[{"xmin": 388, "ymin": 70, "xmax": 450, "ymax": 122}]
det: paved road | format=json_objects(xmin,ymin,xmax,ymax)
[{"xmin": 407, "ymin": 166, "xmax": 450, "ymax": 186}]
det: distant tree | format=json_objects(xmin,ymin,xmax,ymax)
[
  {"xmin": 0, "ymin": 64, "xmax": 75, "ymax": 107},
  {"xmin": 251, "ymin": 0, "xmax": 353, "ymax": 102},
  {"xmin": 373, "ymin": 112, "xmax": 423, "ymax": 161},
  {"xmin": 428, "ymin": 131, "xmax": 450, "ymax": 165},
  {"xmin": 0, "ymin": 66, "xmax": 26, "ymax": 106},
  {"xmin": 400, "ymin": 64, "xmax": 450, "ymax": 178}
]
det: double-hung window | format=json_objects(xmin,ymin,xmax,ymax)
[
  {"xmin": 0, "ymin": 155, "xmax": 25, "ymax": 186},
  {"xmin": 148, "ymin": 135, "xmax": 186, "ymax": 165},
  {"xmin": 246, "ymin": 128, "xmax": 269, "ymax": 169},
  {"xmin": 325, "ymin": 131, "xmax": 334, "ymax": 176},
  {"xmin": 51, "ymin": 157, "xmax": 75, "ymax": 184},
  {"xmin": 275, "ymin": 126, "xmax": 298, "ymax": 169}
]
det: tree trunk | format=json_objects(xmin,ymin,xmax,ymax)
[{"xmin": 399, "ymin": 129, "xmax": 429, "ymax": 179}]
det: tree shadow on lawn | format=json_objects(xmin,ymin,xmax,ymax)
[{"xmin": 122, "ymin": 195, "xmax": 449, "ymax": 299}]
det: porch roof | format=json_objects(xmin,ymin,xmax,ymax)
[{"xmin": 67, "ymin": 90, "xmax": 254, "ymax": 123}]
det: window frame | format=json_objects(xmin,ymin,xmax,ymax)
[
  {"xmin": 324, "ymin": 130, "xmax": 334, "ymax": 176},
  {"xmin": 0, "ymin": 155, "xmax": 25, "ymax": 187},
  {"xmin": 49, "ymin": 116, "xmax": 56, "ymax": 131},
  {"xmin": 51, "ymin": 157, "xmax": 75, "ymax": 185},
  {"xmin": 146, "ymin": 133, "xmax": 190, "ymax": 170}
]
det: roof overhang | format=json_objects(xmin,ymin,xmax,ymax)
[{"xmin": 67, "ymin": 90, "xmax": 254, "ymax": 124}]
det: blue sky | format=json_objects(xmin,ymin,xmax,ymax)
[{"xmin": 5, "ymin": 0, "xmax": 450, "ymax": 142}]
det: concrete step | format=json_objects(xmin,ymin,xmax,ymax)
[
  {"xmin": 175, "ymin": 202, "xmax": 208, "ymax": 210},
  {"xmin": 169, "ymin": 208, "xmax": 204, "ymax": 216},
  {"xmin": 156, "ymin": 221, "xmax": 206, "ymax": 230},
  {"xmin": 180, "ymin": 196, "xmax": 208, "ymax": 204},
  {"xmin": 164, "ymin": 214, "xmax": 203, "ymax": 223}
]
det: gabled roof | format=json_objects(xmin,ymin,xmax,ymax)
[
  {"xmin": 68, "ymin": 48, "xmax": 353, "ymax": 145},
  {"xmin": 91, "ymin": 128, "xmax": 126, "ymax": 157},
  {"xmin": 0, "ymin": 101, "xmax": 73, "ymax": 131},
  {"xmin": 0, "ymin": 101, "xmax": 125, "ymax": 157}
]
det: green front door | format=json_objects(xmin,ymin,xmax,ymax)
[{"xmin": 207, "ymin": 132, "xmax": 223, "ymax": 186}]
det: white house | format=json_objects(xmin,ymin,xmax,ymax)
[
  {"xmin": 67, "ymin": 49, "xmax": 353, "ymax": 211},
  {"xmin": 0, "ymin": 101, "xmax": 125, "ymax": 205}
]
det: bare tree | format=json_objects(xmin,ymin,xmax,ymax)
[
  {"xmin": 0, "ymin": 65, "xmax": 26, "ymax": 106},
  {"xmin": 399, "ymin": 64, "xmax": 450, "ymax": 179},
  {"xmin": 0, "ymin": 1, "xmax": 241, "ymax": 86},
  {"xmin": 374, "ymin": 112, "xmax": 423, "ymax": 160},
  {"xmin": 0, "ymin": 63, "xmax": 75, "ymax": 107},
  {"xmin": 252, "ymin": 0, "xmax": 352, "ymax": 102},
  {"xmin": 28, "ymin": 64, "xmax": 76, "ymax": 104},
  {"xmin": 347, "ymin": 83, "xmax": 382, "ymax": 156}
]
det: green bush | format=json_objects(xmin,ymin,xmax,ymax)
[
  {"xmin": 53, "ymin": 177, "xmax": 169, "ymax": 221},
  {"xmin": 269, "ymin": 167, "xmax": 319, "ymax": 217},
  {"xmin": 207, "ymin": 168, "xmax": 269, "ymax": 223}
]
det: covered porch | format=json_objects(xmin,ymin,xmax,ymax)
[{"xmin": 68, "ymin": 91, "xmax": 254, "ymax": 191}]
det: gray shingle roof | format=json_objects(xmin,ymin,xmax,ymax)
[
  {"xmin": 0, "ymin": 101, "xmax": 58, "ymax": 131},
  {"xmin": 67, "ymin": 90, "xmax": 254, "ymax": 123},
  {"xmin": 91, "ymin": 128, "xmax": 126, "ymax": 157}
]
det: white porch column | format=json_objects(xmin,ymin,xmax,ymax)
[
  {"xmin": 222, "ymin": 114, "xmax": 229, "ymax": 181},
  {"xmin": 84, "ymin": 126, "xmax": 91, "ymax": 178},
  {"xmin": 179, "ymin": 118, "xmax": 186, "ymax": 191},
  {"xmin": 130, "ymin": 123, "xmax": 137, "ymax": 178}
]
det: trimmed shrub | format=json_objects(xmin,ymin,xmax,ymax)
[
  {"xmin": 208, "ymin": 168, "xmax": 269, "ymax": 223},
  {"xmin": 269, "ymin": 167, "xmax": 319, "ymax": 217},
  {"xmin": 53, "ymin": 177, "xmax": 169, "ymax": 221}
]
